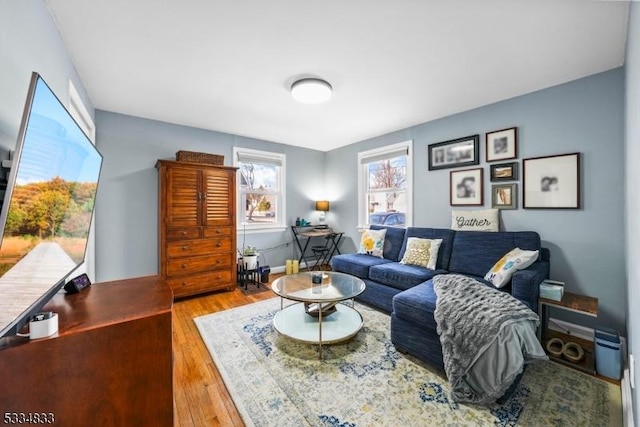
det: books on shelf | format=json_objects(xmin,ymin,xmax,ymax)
[{"xmin": 540, "ymin": 279, "xmax": 565, "ymax": 301}]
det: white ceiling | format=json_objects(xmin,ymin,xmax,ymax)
[{"xmin": 45, "ymin": 0, "xmax": 629, "ymax": 152}]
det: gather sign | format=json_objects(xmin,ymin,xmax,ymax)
[{"xmin": 450, "ymin": 209, "xmax": 499, "ymax": 232}]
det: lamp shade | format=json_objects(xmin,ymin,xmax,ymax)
[{"xmin": 315, "ymin": 200, "xmax": 330, "ymax": 212}]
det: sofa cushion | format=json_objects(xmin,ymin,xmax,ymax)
[
  {"xmin": 358, "ymin": 228, "xmax": 386, "ymax": 258},
  {"xmin": 330, "ymin": 253, "xmax": 393, "ymax": 280},
  {"xmin": 392, "ymin": 281, "xmax": 438, "ymax": 331},
  {"xmin": 484, "ymin": 247, "xmax": 540, "ymax": 288},
  {"xmin": 398, "ymin": 228, "xmax": 455, "ymax": 268},
  {"xmin": 400, "ymin": 238, "xmax": 442, "ymax": 269},
  {"xmin": 369, "ymin": 262, "xmax": 446, "ymax": 291},
  {"xmin": 448, "ymin": 231, "xmax": 541, "ymax": 278},
  {"xmin": 370, "ymin": 225, "xmax": 406, "ymax": 261}
]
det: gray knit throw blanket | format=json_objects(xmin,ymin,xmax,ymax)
[{"xmin": 433, "ymin": 274, "xmax": 541, "ymax": 403}]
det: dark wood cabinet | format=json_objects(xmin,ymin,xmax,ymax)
[
  {"xmin": 0, "ymin": 276, "xmax": 173, "ymax": 427},
  {"xmin": 157, "ymin": 160, "xmax": 237, "ymax": 298}
]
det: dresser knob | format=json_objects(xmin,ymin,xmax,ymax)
[
  {"xmin": 216, "ymin": 229, "xmax": 221, "ymax": 234},
  {"xmin": 216, "ymin": 242, "xmax": 222, "ymax": 247},
  {"xmin": 182, "ymin": 282, "xmax": 187, "ymax": 286},
  {"xmin": 181, "ymin": 231, "xmax": 187, "ymax": 236},
  {"xmin": 181, "ymin": 264, "xmax": 187, "ymax": 269},
  {"xmin": 182, "ymin": 246, "xmax": 188, "ymax": 250}
]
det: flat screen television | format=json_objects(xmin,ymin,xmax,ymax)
[{"xmin": 0, "ymin": 72, "xmax": 102, "ymax": 339}]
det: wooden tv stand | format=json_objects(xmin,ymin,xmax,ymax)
[{"xmin": 0, "ymin": 276, "xmax": 173, "ymax": 426}]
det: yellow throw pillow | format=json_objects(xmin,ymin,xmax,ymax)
[
  {"xmin": 358, "ymin": 228, "xmax": 387, "ymax": 258},
  {"xmin": 484, "ymin": 247, "xmax": 539, "ymax": 288},
  {"xmin": 400, "ymin": 238, "xmax": 443, "ymax": 269}
]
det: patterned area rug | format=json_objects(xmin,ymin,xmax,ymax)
[{"xmin": 194, "ymin": 298, "xmax": 621, "ymax": 426}]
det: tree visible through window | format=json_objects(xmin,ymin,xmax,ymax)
[
  {"xmin": 358, "ymin": 141, "xmax": 412, "ymax": 227},
  {"xmin": 234, "ymin": 148, "xmax": 285, "ymax": 228}
]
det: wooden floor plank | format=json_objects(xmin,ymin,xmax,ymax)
[{"xmin": 173, "ymin": 276, "xmax": 277, "ymax": 426}]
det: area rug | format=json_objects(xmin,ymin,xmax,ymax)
[{"xmin": 194, "ymin": 298, "xmax": 621, "ymax": 427}]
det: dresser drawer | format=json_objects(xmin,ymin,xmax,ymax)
[
  {"xmin": 168, "ymin": 270, "xmax": 234, "ymax": 298},
  {"xmin": 166, "ymin": 227, "xmax": 201, "ymax": 240},
  {"xmin": 203, "ymin": 226, "xmax": 233, "ymax": 238},
  {"xmin": 166, "ymin": 239, "xmax": 231, "ymax": 258},
  {"xmin": 166, "ymin": 253, "xmax": 231, "ymax": 276}
]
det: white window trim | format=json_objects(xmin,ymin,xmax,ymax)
[
  {"xmin": 357, "ymin": 140, "xmax": 413, "ymax": 229},
  {"xmin": 233, "ymin": 147, "xmax": 287, "ymax": 233},
  {"xmin": 68, "ymin": 80, "xmax": 95, "ymax": 141},
  {"xmin": 68, "ymin": 79, "xmax": 98, "ymax": 282}
]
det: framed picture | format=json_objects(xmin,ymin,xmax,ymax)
[
  {"xmin": 486, "ymin": 127, "xmax": 517, "ymax": 162},
  {"xmin": 490, "ymin": 162, "xmax": 518, "ymax": 182},
  {"xmin": 428, "ymin": 135, "xmax": 479, "ymax": 171},
  {"xmin": 523, "ymin": 153, "xmax": 580, "ymax": 209},
  {"xmin": 450, "ymin": 167, "xmax": 483, "ymax": 206},
  {"xmin": 491, "ymin": 183, "xmax": 517, "ymax": 209}
]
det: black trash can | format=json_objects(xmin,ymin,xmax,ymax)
[{"xmin": 259, "ymin": 266, "xmax": 271, "ymax": 283}]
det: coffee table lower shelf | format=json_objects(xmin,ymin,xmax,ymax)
[{"xmin": 273, "ymin": 302, "xmax": 363, "ymax": 345}]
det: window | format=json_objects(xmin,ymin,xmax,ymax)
[
  {"xmin": 233, "ymin": 147, "xmax": 286, "ymax": 231},
  {"xmin": 358, "ymin": 141, "xmax": 412, "ymax": 227}
]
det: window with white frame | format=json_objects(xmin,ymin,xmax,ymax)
[
  {"xmin": 358, "ymin": 141, "xmax": 412, "ymax": 228},
  {"xmin": 233, "ymin": 147, "xmax": 286, "ymax": 230}
]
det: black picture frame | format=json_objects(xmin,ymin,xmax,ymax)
[
  {"xmin": 428, "ymin": 135, "xmax": 480, "ymax": 171},
  {"xmin": 450, "ymin": 167, "xmax": 484, "ymax": 206},
  {"xmin": 523, "ymin": 152, "xmax": 580, "ymax": 209},
  {"xmin": 490, "ymin": 162, "xmax": 518, "ymax": 182},
  {"xmin": 486, "ymin": 127, "xmax": 518, "ymax": 162}
]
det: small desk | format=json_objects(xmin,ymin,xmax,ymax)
[
  {"xmin": 291, "ymin": 225, "xmax": 343, "ymax": 270},
  {"xmin": 538, "ymin": 291, "xmax": 598, "ymax": 375}
]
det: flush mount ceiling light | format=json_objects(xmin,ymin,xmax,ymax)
[{"xmin": 291, "ymin": 78, "xmax": 332, "ymax": 104}]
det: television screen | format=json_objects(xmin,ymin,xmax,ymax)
[{"xmin": 0, "ymin": 72, "xmax": 102, "ymax": 339}]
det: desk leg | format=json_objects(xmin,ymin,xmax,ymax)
[{"xmin": 325, "ymin": 234, "xmax": 344, "ymax": 267}]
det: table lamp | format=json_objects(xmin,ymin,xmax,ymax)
[{"xmin": 315, "ymin": 200, "xmax": 330, "ymax": 223}]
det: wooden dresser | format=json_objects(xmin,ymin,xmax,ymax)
[
  {"xmin": 157, "ymin": 159, "xmax": 237, "ymax": 298},
  {"xmin": 0, "ymin": 276, "xmax": 173, "ymax": 427}
]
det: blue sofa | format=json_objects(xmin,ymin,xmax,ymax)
[{"xmin": 331, "ymin": 225, "xmax": 550, "ymax": 372}]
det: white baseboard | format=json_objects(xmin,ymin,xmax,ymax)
[
  {"xmin": 547, "ymin": 317, "xmax": 595, "ymax": 342},
  {"xmin": 623, "ymin": 368, "xmax": 635, "ymax": 427},
  {"xmin": 270, "ymin": 260, "xmax": 316, "ymax": 274}
]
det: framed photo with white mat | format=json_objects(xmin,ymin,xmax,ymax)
[{"xmin": 523, "ymin": 152, "xmax": 580, "ymax": 209}]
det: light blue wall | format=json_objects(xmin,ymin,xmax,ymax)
[
  {"xmin": 94, "ymin": 111, "xmax": 325, "ymax": 282},
  {"xmin": 0, "ymin": 0, "xmax": 93, "ymax": 153},
  {"xmin": 0, "ymin": 0, "xmax": 630, "ymax": 342},
  {"xmin": 327, "ymin": 68, "xmax": 626, "ymax": 333},
  {"xmin": 625, "ymin": 1, "xmax": 639, "ymax": 422}
]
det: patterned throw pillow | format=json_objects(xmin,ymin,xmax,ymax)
[
  {"xmin": 484, "ymin": 247, "xmax": 539, "ymax": 288},
  {"xmin": 400, "ymin": 238, "xmax": 443, "ymax": 269},
  {"xmin": 358, "ymin": 228, "xmax": 387, "ymax": 258}
]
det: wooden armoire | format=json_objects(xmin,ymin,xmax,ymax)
[{"xmin": 156, "ymin": 159, "xmax": 238, "ymax": 298}]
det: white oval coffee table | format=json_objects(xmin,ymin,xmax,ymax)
[{"xmin": 271, "ymin": 271, "xmax": 366, "ymax": 357}]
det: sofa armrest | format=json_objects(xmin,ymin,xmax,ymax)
[{"xmin": 510, "ymin": 259, "xmax": 550, "ymax": 313}]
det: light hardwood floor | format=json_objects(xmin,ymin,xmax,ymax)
[{"xmin": 172, "ymin": 278, "xmax": 278, "ymax": 426}]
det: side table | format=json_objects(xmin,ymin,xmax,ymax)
[{"xmin": 538, "ymin": 291, "xmax": 598, "ymax": 375}]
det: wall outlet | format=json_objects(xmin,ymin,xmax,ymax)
[{"xmin": 631, "ymin": 354, "xmax": 636, "ymax": 389}]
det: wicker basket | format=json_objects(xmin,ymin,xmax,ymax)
[{"xmin": 175, "ymin": 150, "xmax": 224, "ymax": 165}]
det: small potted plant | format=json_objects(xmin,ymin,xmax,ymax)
[{"xmin": 242, "ymin": 246, "xmax": 259, "ymax": 270}]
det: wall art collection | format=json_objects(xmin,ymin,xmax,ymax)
[{"xmin": 428, "ymin": 126, "xmax": 581, "ymax": 210}]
